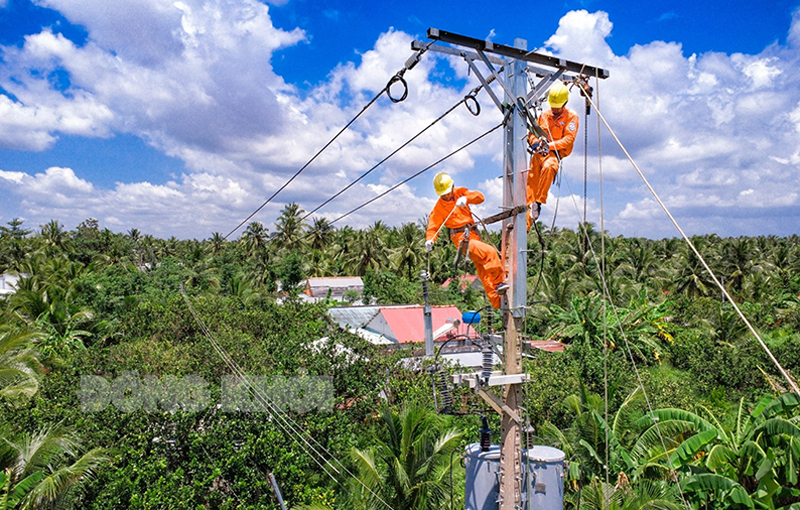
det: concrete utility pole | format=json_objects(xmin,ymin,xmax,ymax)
[{"xmin": 416, "ymin": 28, "xmax": 608, "ymax": 509}]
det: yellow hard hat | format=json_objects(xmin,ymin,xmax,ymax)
[
  {"xmin": 548, "ymin": 83, "xmax": 570, "ymax": 108},
  {"xmin": 433, "ymin": 172, "xmax": 454, "ymax": 196}
]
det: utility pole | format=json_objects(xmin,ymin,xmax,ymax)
[
  {"xmin": 416, "ymin": 29, "xmax": 608, "ymax": 509},
  {"xmin": 498, "ymin": 38, "xmax": 528, "ymax": 509}
]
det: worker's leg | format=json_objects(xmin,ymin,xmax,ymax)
[
  {"xmin": 527, "ymin": 154, "xmax": 559, "ymax": 230},
  {"xmin": 468, "ymin": 238, "xmax": 504, "ymax": 309},
  {"xmin": 526, "ymin": 154, "xmax": 543, "ymax": 207},
  {"xmin": 533, "ymin": 155, "xmax": 559, "ymax": 205}
]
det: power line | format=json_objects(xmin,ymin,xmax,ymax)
[
  {"xmin": 302, "ymin": 92, "xmax": 479, "ymax": 221},
  {"xmin": 180, "ymin": 286, "xmax": 394, "ymax": 509},
  {"xmin": 327, "ymin": 122, "xmax": 505, "ymax": 227},
  {"xmin": 223, "ymin": 89, "xmax": 385, "ymax": 240},
  {"xmin": 585, "ymin": 91, "xmax": 800, "ymax": 399},
  {"xmin": 224, "ymin": 45, "xmax": 433, "ymax": 240}
]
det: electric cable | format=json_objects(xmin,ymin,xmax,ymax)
[
  {"xmin": 180, "ymin": 286, "xmax": 394, "ymax": 509},
  {"xmin": 326, "ymin": 122, "xmax": 505, "ymax": 227},
  {"xmin": 597, "ymin": 72, "xmax": 610, "ymax": 491},
  {"xmin": 559, "ymin": 159, "xmax": 693, "ymax": 510},
  {"xmin": 223, "ymin": 46, "xmax": 432, "ymax": 240},
  {"xmin": 302, "ymin": 88, "xmax": 483, "ymax": 221}
]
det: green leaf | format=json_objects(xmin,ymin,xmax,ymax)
[
  {"xmin": 681, "ymin": 473, "xmax": 754, "ymax": 508},
  {"xmin": 669, "ymin": 429, "xmax": 717, "ymax": 467}
]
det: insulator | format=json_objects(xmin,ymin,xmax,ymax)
[
  {"xmin": 523, "ymin": 424, "xmax": 536, "ymax": 449},
  {"xmin": 436, "ymin": 368, "xmax": 453, "ymax": 414},
  {"xmin": 481, "ymin": 343, "xmax": 493, "ymax": 385},
  {"xmin": 479, "ymin": 415, "xmax": 492, "ymax": 452}
]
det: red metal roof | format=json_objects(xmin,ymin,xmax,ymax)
[{"xmin": 374, "ymin": 306, "xmax": 480, "ymax": 344}]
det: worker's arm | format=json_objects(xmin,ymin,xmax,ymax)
[
  {"xmin": 527, "ymin": 112, "xmax": 550, "ymax": 145},
  {"xmin": 463, "ymin": 189, "xmax": 485, "ymax": 205},
  {"xmin": 426, "ymin": 202, "xmax": 446, "ymax": 241}
]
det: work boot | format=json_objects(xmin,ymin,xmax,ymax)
[
  {"xmin": 495, "ymin": 282, "xmax": 509, "ymax": 294},
  {"xmin": 529, "ymin": 202, "xmax": 540, "ymax": 222}
]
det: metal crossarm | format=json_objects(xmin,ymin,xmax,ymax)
[{"xmin": 427, "ymin": 28, "xmax": 610, "ymax": 78}]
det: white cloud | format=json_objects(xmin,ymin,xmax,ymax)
[{"xmin": 1, "ymin": 6, "xmax": 800, "ymax": 238}]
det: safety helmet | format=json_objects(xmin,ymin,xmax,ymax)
[
  {"xmin": 548, "ymin": 83, "xmax": 570, "ymax": 108},
  {"xmin": 433, "ymin": 172, "xmax": 454, "ymax": 196}
]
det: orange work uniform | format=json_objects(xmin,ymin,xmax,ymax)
[
  {"xmin": 426, "ymin": 187, "xmax": 505, "ymax": 309},
  {"xmin": 526, "ymin": 108, "xmax": 579, "ymax": 229}
]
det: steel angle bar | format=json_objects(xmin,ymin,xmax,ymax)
[
  {"xmin": 427, "ymin": 27, "xmax": 610, "ymax": 78},
  {"xmin": 476, "ymin": 49, "xmax": 516, "ymax": 103},
  {"xmin": 525, "ymin": 70, "xmax": 564, "ymax": 104},
  {"xmin": 411, "ymin": 40, "xmax": 504, "ymax": 65},
  {"xmin": 463, "ymin": 56, "xmax": 504, "ymax": 112}
]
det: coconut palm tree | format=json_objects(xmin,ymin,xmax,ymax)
[
  {"xmin": 0, "ymin": 326, "xmax": 42, "ymax": 403},
  {"xmin": 307, "ymin": 217, "xmax": 334, "ymax": 252},
  {"xmin": 390, "ymin": 223, "xmax": 425, "ymax": 280},
  {"xmin": 342, "ymin": 229, "xmax": 389, "ymax": 276},
  {"xmin": 240, "ymin": 221, "xmax": 269, "ymax": 259},
  {"xmin": 37, "ymin": 220, "xmax": 69, "ymax": 253},
  {"xmin": 347, "ymin": 406, "xmax": 463, "ymax": 509},
  {"xmin": 206, "ymin": 232, "xmax": 227, "ymax": 258},
  {"xmin": 272, "ymin": 203, "xmax": 308, "ymax": 252},
  {"xmin": 0, "ymin": 425, "xmax": 109, "ymax": 509},
  {"xmin": 671, "ymin": 241, "xmax": 717, "ymax": 299}
]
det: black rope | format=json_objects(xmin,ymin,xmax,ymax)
[{"xmin": 583, "ymin": 99, "xmax": 589, "ymax": 229}]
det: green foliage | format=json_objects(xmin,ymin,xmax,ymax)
[{"xmin": 3, "ymin": 217, "xmax": 800, "ymax": 509}]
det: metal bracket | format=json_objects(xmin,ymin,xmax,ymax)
[
  {"xmin": 463, "ymin": 55, "xmax": 504, "ymax": 112},
  {"xmin": 525, "ymin": 69, "xmax": 565, "ymax": 104},
  {"xmin": 451, "ymin": 371, "xmax": 530, "ymax": 388},
  {"xmin": 478, "ymin": 388, "xmax": 522, "ymax": 424},
  {"xmin": 476, "ymin": 49, "xmax": 515, "ymax": 105}
]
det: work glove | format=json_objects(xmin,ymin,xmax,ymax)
[
  {"xmin": 534, "ymin": 137, "xmax": 550, "ymax": 156},
  {"xmin": 456, "ymin": 196, "xmax": 468, "ymax": 208},
  {"xmin": 425, "ymin": 239, "xmax": 434, "ymax": 252}
]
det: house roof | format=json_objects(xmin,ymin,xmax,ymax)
[
  {"xmin": 328, "ymin": 305, "xmax": 381, "ymax": 329},
  {"xmin": 367, "ymin": 305, "xmax": 480, "ymax": 344},
  {"xmin": 442, "ymin": 275, "xmax": 479, "ymax": 289},
  {"xmin": 305, "ymin": 276, "xmax": 363, "ymax": 288}
]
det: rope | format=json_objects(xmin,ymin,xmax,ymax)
[
  {"xmin": 583, "ymin": 96, "xmax": 589, "ymax": 230},
  {"xmin": 583, "ymin": 92, "xmax": 800, "ymax": 399},
  {"xmin": 431, "ymin": 206, "xmax": 457, "ymax": 245},
  {"xmin": 179, "ymin": 286, "xmax": 394, "ymax": 510},
  {"xmin": 559, "ymin": 169, "xmax": 693, "ymax": 510},
  {"xmin": 597, "ymin": 72, "xmax": 610, "ymax": 492}
]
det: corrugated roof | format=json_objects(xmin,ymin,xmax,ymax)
[
  {"xmin": 306, "ymin": 276, "xmax": 363, "ymax": 288},
  {"xmin": 328, "ymin": 306, "xmax": 381, "ymax": 329}
]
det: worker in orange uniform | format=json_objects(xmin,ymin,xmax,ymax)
[
  {"xmin": 425, "ymin": 172, "xmax": 508, "ymax": 309},
  {"xmin": 526, "ymin": 82, "xmax": 579, "ymax": 230}
]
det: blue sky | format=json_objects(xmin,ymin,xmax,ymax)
[{"xmin": 0, "ymin": 0, "xmax": 799, "ymax": 239}]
